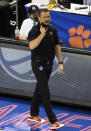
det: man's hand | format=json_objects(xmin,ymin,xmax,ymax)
[
  {"xmin": 40, "ymin": 25, "xmax": 47, "ymax": 35},
  {"xmin": 58, "ymin": 64, "xmax": 63, "ymax": 74},
  {"xmin": 29, "ymin": 25, "xmax": 47, "ymax": 50}
]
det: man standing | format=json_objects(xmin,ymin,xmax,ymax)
[
  {"xmin": 27, "ymin": 8, "xmax": 64, "ymax": 129},
  {"xmin": 19, "ymin": 5, "xmax": 39, "ymax": 40}
]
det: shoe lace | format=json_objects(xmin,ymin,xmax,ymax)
[
  {"xmin": 51, "ymin": 122, "xmax": 60, "ymax": 127},
  {"xmin": 35, "ymin": 116, "xmax": 41, "ymax": 121}
]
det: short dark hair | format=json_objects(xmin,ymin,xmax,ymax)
[
  {"xmin": 38, "ymin": 8, "xmax": 50, "ymax": 16},
  {"xmin": 28, "ymin": 5, "xmax": 39, "ymax": 14}
]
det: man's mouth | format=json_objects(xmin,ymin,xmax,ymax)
[{"xmin": 45, "ymin": 22, "xmax": 49, "ymax": 25}]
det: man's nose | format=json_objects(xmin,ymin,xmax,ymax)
[{"xmin": 45, "ymin": 17, "xmax": 49, "ymax": 21}]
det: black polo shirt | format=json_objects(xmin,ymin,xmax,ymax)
[{"xmin": 27, "ymin": 23, "xmax": 59, "ymax": 60}]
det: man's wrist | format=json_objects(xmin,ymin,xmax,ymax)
[
  {"xmin": 59, "ymin": 61, "xmax": 63, "ymax": 64},
  {"xmin": 40, "ymin": 33, "xmax": 45, "ymax": 37}
]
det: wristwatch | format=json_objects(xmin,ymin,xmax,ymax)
[{"xmin": 59, "ymin": 61, "xmax": 63, "ymax": 64}]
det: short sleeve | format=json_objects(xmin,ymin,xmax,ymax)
[
  {"xmin": 54, "ymin": 28, "xmax": 60, "ymax": 45},
  {"xmin": 19, "ymin": 19, "xmax": 34, "ymax": 38},
  {"xmin": 27, "ymin": 26, "xmax": 37, "ymax": 41},
  {"xmin": 27, "ymin": 24, "xmax": 40, "ymax": 42}
]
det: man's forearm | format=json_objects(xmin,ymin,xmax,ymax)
[
  {"xmin": 55, "ymin": 45, "xmax": 63, "ymax": 63},
  {"xmin": 29, "ymin": 33, "xmax": 45, "ymax": 50}
]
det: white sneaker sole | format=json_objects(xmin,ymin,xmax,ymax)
[{"xmin": 50, "ymin": 124, "xmax": 64, "ymax": 129}]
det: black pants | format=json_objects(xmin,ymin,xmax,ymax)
[{"xmin": 30, "ymin": 59, "xmax": 57, "ymax": 124}]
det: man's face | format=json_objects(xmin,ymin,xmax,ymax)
[
  {"xmin": 38, "ymin": 11, "xmax": 50, "ymax": 25},
  {"xmin": 33, "ymin": 11, "xmax": 38, "ymax": 18}
]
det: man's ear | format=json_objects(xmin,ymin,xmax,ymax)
[
  {"xmin": 28, "ymin": 13, "xmax": 32, "ymax": 18},
  {"xmin": 30, "ymin": 14, "xmax": 34, "ymax": 19},
  {"xmin": 38, "ymin": 16, "xmax": 40, "ymax": 21}
]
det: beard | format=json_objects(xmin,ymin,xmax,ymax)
[
  {"xmin": 34, "ymin": 16, "xmax": 38, "ymax": 22},
  {"xmin": 41, "ymin": 23, "xmax": 49, "ymax": 29}
]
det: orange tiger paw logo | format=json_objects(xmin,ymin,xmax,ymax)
[{"xmin": 68, "ymin": 25, "xmax": 91, "ymax": 48}]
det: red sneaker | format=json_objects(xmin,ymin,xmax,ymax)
[
  {"xmin": 28, "ymin": 115, "xmax": 45, "ymax": 123},
  {"xmin": 50, "ymin": 122, "xmax": 64, "ymax": 129}
]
